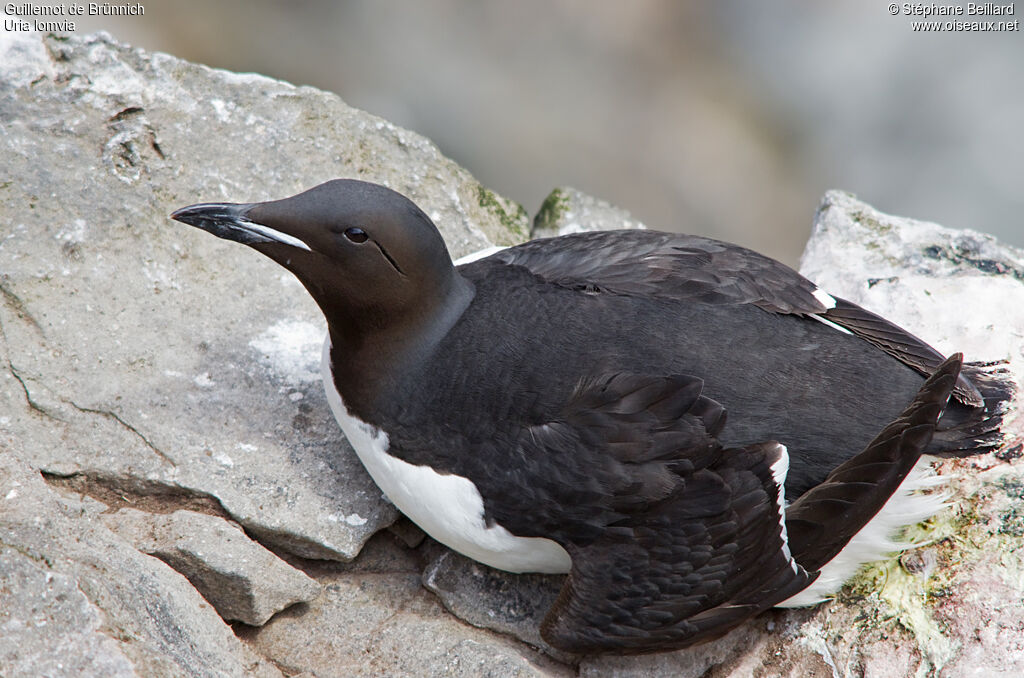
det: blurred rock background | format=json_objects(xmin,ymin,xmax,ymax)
[{"xmin": 73, "ymin": 0, "xmax": 1023, "ymax": 266}]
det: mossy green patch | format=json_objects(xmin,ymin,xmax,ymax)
[
  {"xmin": 842, "ymin": 553, "xmax": 958, "ymax": 671},
  {"xmin": 533, "ymin": 188, "xmax": 570, "ymax": 232},
  {"xmin": 835, "ymin": 503, "xmax": 983, "ymax": 672},
  {"xmin": 850, "ymin": 209, "xmax": 893, "ymax": 236},
  {"xmin": 475, "ymin": 185, "xmax": 529, "ymax": 244},
  {"xmin": 846, "ymin": 208, "xmax": 895, "ymax": 256},
  {"xmin": 842, "ymin": 510, "xmax": 961, "ymax": 605},
  {"xmin": 829, "ymin": 468, "xmax": 1024, "ymax": 674}
]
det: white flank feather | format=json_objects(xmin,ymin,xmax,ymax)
[{"xmin": 777, "ymin": 458, "xmax": 949, "ymax": 608}]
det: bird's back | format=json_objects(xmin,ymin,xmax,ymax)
[{"xmin": 374, "ymin": 258, "xmax": 930, "ymax": 500}]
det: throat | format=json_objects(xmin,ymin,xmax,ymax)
[{"xmin": 326, "ymin": 272, "xmax": 475, "ymax": 414}]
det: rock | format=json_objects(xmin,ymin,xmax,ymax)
[
  {"xmin": 387, "ymin": 516, "xmax": 428, "ymax": 549},
  {"xmin": 0, "ymin": 549, "xmax": 137, "ymax": 678},
  {"xmin": 0, "ymin": 453, "xmax": 282, "ymax": 678},
  {"xmin": 101, "ymin": 508, "xmax": 321, "ymax": 626},
  {"xmin": 0, "ymin": 29, "xmax": 529, "ymax": 564},
  {"xmin": 422, "ymin": 549, "xmax": 567, "ymax": 659},
  {"xmin": 239, "ymin": 570, "xmax": 571, "ymax": 678},
  {"xmin": 531, "ymin": 186, "xmax": 646, "ymax": 239},
  {"xmin": 801, "ymin": 189, "xmax": 1024, "ymax": 369}
]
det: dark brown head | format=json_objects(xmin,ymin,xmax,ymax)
[{"xmin": 171, "ymin": 180, "xmax": 473, "ymax": 356}]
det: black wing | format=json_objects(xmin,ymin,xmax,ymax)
[
  {"xmin": 821, "ymin": 299, "xmax": 981, "ymax": 406},
  {"xmin": 504, "ymin": 372, "xmax": 813, "ymax": 654},
  {"xmin": 503, "ymin": 358, "xmax": 961, "ymax": 653},
  {"xmin": 540, "ymin": 441, "xmax": 814, "ymax": 655},
  {"xmin": 491, "ymin": 230, "xmax": 828, "ymax": 314},
  {"xmin": 487, "ymin": 230, "xmax": 982, "ymax": 404}
]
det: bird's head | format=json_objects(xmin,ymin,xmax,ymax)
[{"xmin": 171, "ymin": 179, "xmax": 472, "ymax": 353}]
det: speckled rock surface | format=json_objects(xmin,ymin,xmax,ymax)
[
  {"xmin": 3, "ymin": 28, "xmax": 1023, "ymax": 678},
  {"xmin": 242, "ymin": 567, "xmax": 570, "ymax": 678},
  {"xmin": 236, "ymin": 532, "xmax": 572, "ymax": 677},
  {"xmin": 101, "ymin": 508, "xmax": 321, "ymax": 625},
  {"xmin": 0, "ymin": 29, "xmax": 529, "ymax": 565},
  {"xmin": 0, "ymin": 29, "xmax": 541, "ymax": 678},
  {"xmin": 802, "ymin": 190, "xmax": 1024, "ymax": 370},
  {"xmin": 422, "ymin": 549, "xmax": 568, "ymax": 661},
  {"xmin": 0, "ymin": 453, "xmax": 282, "ymax": 678}
]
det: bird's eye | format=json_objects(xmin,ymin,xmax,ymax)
[{"xmin": 344, "ymin": 227, "xmax": 368, "ymax": 243}]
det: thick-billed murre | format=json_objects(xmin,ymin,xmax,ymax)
[{"xmin": 171, "ymin": 179, "xmax": 1012, "ymax": 654}]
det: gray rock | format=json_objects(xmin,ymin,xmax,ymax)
[
  {"xmin": 801, "ymin": 190, "xmax": 1024, "ymax": 373},
  {"xmin": 0, "ymin": 453, "xmax": 282, "ymax": 678},
  {"xmin": 240, "ymin": 570, "xmax": 570, "ymax": 678},
  {"xmin": 422, "ymin": 549, "xmax": 567, "ymax": 659},
  {"xmin": 531, "ymin": 186, "xmax": 646, "ymax": 238},
  {"xmin": 101, "ymin": 508, "xmax": 321, "ymax": 626},
  {"xmin": 387, "ymin": 516, "xmax": 428, "ymax": 549},
  {"xmin": 0, "ymin": 548, "xmax": 138, "ymax": 678},
  {"xmin": 0, "ymin": 29, "xmax": 529, "ymax": 564}
]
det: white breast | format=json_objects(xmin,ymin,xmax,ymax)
[{"xmin": 321, "ymin": 338, "xmax": 572, "ymax": 574}]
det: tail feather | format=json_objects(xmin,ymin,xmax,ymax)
[{"xmin": 930, "ymin": 359, "xmax": 1015, "ymax": 456}]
